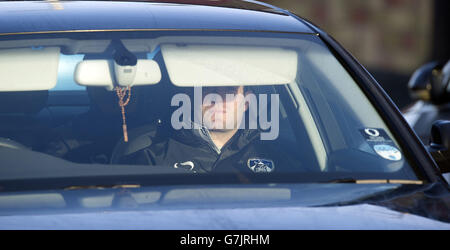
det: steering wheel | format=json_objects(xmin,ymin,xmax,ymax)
[
  {"xmin": 0, "ymin": 137, "xmax": 29, "ymax": 150},
  {"xmin": 110, "ymin": 124, "xmax": 159, "ymax": 164}
]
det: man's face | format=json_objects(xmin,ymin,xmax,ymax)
[{"xmin": 198, "ymin": 86, "xmax": 248, "ymax": 131}]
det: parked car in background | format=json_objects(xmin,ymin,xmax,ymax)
[
  {"xmin": 0, "ymin": 0, "xmax": 448, "ymax": 230},
  {"xmin": 403, "ymin": 60, "xmax": 450, "ymax": 142},
  {"xmin": 403, "ymin": 59, "xmax": 450, "ymax": 182}
]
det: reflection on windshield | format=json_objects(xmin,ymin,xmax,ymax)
[{"xmin": 0, "ymin": 183, "xmax": 400, "ymax": 213}]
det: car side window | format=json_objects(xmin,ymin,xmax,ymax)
[{"xmin": 51, "ymin": 54, "xmax": 85, "ymax": 91}]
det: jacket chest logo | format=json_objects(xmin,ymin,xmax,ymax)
[
  {"xmin": 174, "ymin": 161, "xmax": 195, "ymax": 172},
  {"xmin": 247, "ymin": 158, "xmax": 275, "ymax": 173}
]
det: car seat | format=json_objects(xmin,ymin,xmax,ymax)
[
  {"xmin": 50, "ymin": 85, "xmax": 150, "ymax": 163},
  {"xmin": 0, "ymin": 90, "xmax": 53, "ymax": 150}
]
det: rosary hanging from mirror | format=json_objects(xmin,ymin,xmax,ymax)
[{"xmin": 115, "ymin": 86, "xmax": 131, "ymax": 142}]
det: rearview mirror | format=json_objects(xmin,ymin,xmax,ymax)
[
  {"xmin": 74, "ymin": 59, "xmax": 161, "ymax": 90},
  {"xmin": 428, "ymin": 120, "xmax": 450, "ymax": 173}
]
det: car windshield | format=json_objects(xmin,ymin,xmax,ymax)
[{"xmin": 0, "ymin": 30, "xmax": 423, "ymax": 192}]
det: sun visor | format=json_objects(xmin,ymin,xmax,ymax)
[
  {"xmin": 74, "ymin": 59, "xmax": 161, "ymax": 89},
  {"xmin": 0, "ymin": 47, "xmax": 60, "ymax": 91},
  {"xmin": 161, "ymin": 44, "xmax": 298, "ymax": 87}
]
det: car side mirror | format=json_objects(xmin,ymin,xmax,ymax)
[
  {"xmin": 428, "ymin": 120, "xmax": 450, "ymax": 173},
  {"xmin": 408, "ymin": 61, "xmax": 447, "ymax": 105}
]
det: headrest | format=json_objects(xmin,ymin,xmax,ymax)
[
  {"xmin": 86, "ymin": 87, "xmax": 139, "ymax": 115},
  {"xmin": 0, "ymin": 91, "xmax": 48, "ymax": 114}
]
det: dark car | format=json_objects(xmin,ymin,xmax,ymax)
[
  {"xmin": 403, "ymin": 59, "xmax": 450, "ymax": 183},
  {"xmin": 403, "ymin": 60, "xmax": 450, "ymax": 142},
  {"xmin": 0, "ymin": 0, "xmax": 448, "ymax": 230}
]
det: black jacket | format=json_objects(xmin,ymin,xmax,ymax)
[{"xmin": 117, "ymin": 123, "xmax": 304, "ymax": 174}]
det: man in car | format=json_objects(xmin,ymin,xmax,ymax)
[{"xmin": 117, "ymin": 85, "xmax": 303, "ymax": 174}]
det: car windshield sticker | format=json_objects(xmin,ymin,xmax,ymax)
[
  {"xmin": 373, "ymin": 144, "xmax": 402, "ymax": 161},
  {"xmin": 360, "ymin": 128, "xmax": 403, "ymax": 161},
  {"xmin": 247, "ymin": 158, "xmax": 275, "ymax": 173}
]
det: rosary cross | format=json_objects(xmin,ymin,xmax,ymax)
[{"xmin": 115, "ymin": 86, "xmax": 131, "ymax": 142}]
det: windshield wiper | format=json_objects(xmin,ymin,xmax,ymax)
[
  {"xmin": 325, "ymin": 178, "xmax": 424, "ymax": 185},
  {"xmin": 316, "ymin": 179, "xmax": 432, "ymax": 208},
  {"xmin": 64, "ymin": 184, "xmax": 141, "ymax": 191}
]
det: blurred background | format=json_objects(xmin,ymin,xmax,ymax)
[{"xmin": 262, "ymin": 0, "xmax": 450, "ymax": 110}]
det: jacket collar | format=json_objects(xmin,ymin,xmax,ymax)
[{"xmin": 171, "ymin": 121, "xmax": 260, "ymax": 153}]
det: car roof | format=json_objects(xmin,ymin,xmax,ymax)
[{"xmin": 0, "ymin": 0, "xmax": 315, "ymax": 36}]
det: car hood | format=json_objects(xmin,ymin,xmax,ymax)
[
  {"xmin": 0, "ymin": 182, "xmax": 448, "ymax": 229},
  {"xmin": 0, "ymin": 203, "xmax": 449, "ymax": 230}
]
